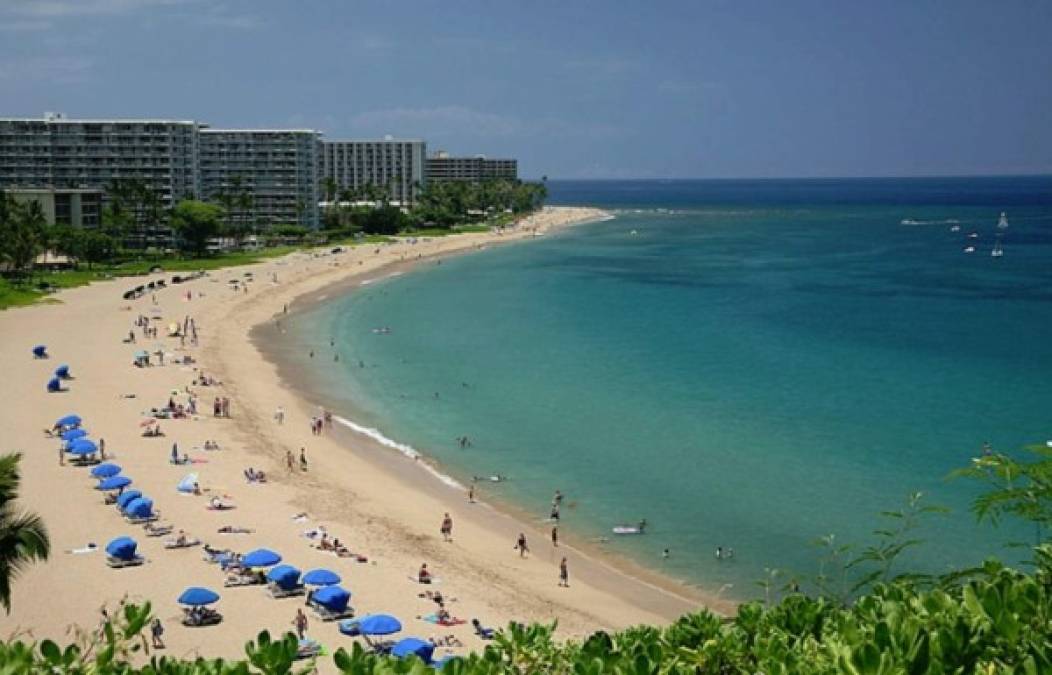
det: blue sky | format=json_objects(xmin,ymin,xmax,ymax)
[{"xmin": 2, "ymin": 0, "xmax": 1050, "ymax": 179}]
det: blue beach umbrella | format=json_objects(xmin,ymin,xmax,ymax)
[
  {"xmin": 97, "ymin": 475, "xmax": 132, "ymax": 491},
  {"xmin": 55, "ymin": 364, "xmax": 71, "ymax": 378},
  {"xmin": 61, "ymin": 428, "xmax": 88, "ymax": 442},
  {"xmin": 55, "ymin": 414, "xmax": 81, "ymax": 428},
  {"xmin": 266, "ymin": 565, "xmax": 301, "ymax": 589},
  {"xmin": 391, "ymin": 638, "xmax": 434, "ymax": 662},
  {"xmin": 125, "ymin": 497, "xmax": 154, "ymax": 518},
  {"xmin": 240, "ymin": 548, "xmax": 281, "ymax": 567},
  {"xmin": 91, "ymin": 463, "xmax": 121, "ymax": 478},
  {"xmin": 68, "ymin": 439, "xmax": 98, "ymax": 455},
  {"xmin": 47, "ymin": 377, "xmax": 62, "ymax": 392},
  {"xmin": 105, "ymin": 536, "xmax": 138, "ymax": 560},
  {"xmin": 302, "ymin": 569, "xmax": 341, "ymax": 586},
  {"xmin": 116, "ymin": 490, "xmax": 142, "ymax": 509},
  {"xmin": 178, "ymin": 587, "xmax": 220, "ymax": 606},
  {"xmin": 312, "ymin": 585, "xmax": 351, "ymax": 612},
  {"xmin": 32, "ymin": 345, "xmax": 47, "ymax": 358},
  {"xmin": 356, "ymin": 614, "xmax": 402, "ymax": 636}
]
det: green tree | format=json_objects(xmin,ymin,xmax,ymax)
[
  {"xmin": 0, "ymin": 453, "xmax": 50, "ymax": 613},
  {"xmin": 0, "ymin": 195, "xmax": 47, "ymax": 275},
  {"xmin": 321, "ymin": 176, "xmax": 338, "ymax": 203},
  {"xmin": 170, "ymin": 200, "xmax": 224, "ymax": 256}
]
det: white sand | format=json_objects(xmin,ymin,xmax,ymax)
[{"xmin": 0, "ymin": 207, "xmax": 725, "ymax": 668}]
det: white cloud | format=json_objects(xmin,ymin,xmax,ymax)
[
  {"xmin": 0, "ymin": 55, "xmax": 94, "ymax": 83},
  {"xmin": 348, "ymin": 106, "xmax": 523, "ymax": 138},
  {"xmin": 0, "ymin": 19, "xmax": 52, "ymax": 31},
  {"xmin": 6, "ymin": 0, "xmax": 189, "ymax": 17}
]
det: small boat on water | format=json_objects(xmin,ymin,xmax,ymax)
[
  {"xmin": 967, "ymin": 232, "xmax": 979, "ymax": 239},
  {"xmin": 612, "ymin": 519, "xmax": 648, "ymax": 535},
  {"xmin": 950, "ymin": 225, "xmax": 961, "ymax": 232},
  {"xmin": 998, "ymin": 212, "xmax": 1009, "ymax": 229},
  {"xmin": 991, "ymin": 236, "xmax": 1004, "ymax": 258},
  {"xmin": 963, "ymin": 246, "xmax": 976, "ymax": 254}
]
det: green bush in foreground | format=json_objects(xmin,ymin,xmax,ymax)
[
  {"xmin": 0, "ymin": 549, "xmax": 1048, "ymax": 674},
  {"xmin": 3, "ymin": 450, "xmax": 1050, "ymax": 673}
]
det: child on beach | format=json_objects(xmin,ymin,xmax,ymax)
[
  {"xmin": 440, "ymin": 513, "xmax": 453, "ymax": 542},
  {"xmin": 515, "ymin": 533, "xmax": 529, "ymax": 558}
]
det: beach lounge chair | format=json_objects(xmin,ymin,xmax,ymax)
[
  {"xmin": 105, "ymin": 536, "xmax": 145, "ymax": 568},
  {"xmin": 164, "ymin": 537, "xmax": 201, "ymax": 549},
  {"xmin": 295, "ymin": 639, "xmax": 321, "ymax": 660},
  {"xmin": 266, "ymin": 565, "xmax": 305, "ymax": 599},
  {"xmin": 308, "ymin": 585, "xmax": 354, "ymax": 621},
  {"xmin": 143, "ymin": 523, "xmax": 173, "ymax": 537},
  {"xmin": 182, "ymin": 608, "xmax": 223, "ymax": 627},
  {"xmin": 224, "ymin": 571, "xmax": 265, "ymax": 587},
  {"xmin": 123, "ymin": 497, "xmax": 159, "ymax": 524}
]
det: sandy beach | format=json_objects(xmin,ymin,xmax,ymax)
[{"xmin": 0, "ymin": 206, "xmax": 725, "ymax": 668}]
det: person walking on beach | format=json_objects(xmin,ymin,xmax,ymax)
[
  {"xmin": 150, "ymin": 618, "xmax": 165, "ymax": 649},
  {"xmin": 299, "ymin": 447, "xmax": 308, "ymax": 472},
  {"xmin": 468, "ymin": 483, "xmax": 476, "ymax": 503},
  {"xmin": 58, "ymin": 446, "xmax": 64, "ymax": 466},
  {"xmin": 440, "ymin": 513, "xmax": 453, "ymax": 542},
  {"xmin": 551, "ymin": 526, "xmax": 558, "ymax": 547},
  {"xmin": 99, "ymin": 438, "xmax": 106, "ymax": 460},
  {"xmin": 274, "ymin": 406, "xmax": 285, "ymax": 425},
  {"xmin": 285, "ymin": 449, "xmax": 295, "ymax": 472},
  {"xmin": 515, "ymin": 533, "xmax": 529, "ymax": 558},
  {"xmin": 559, "ymin": 557, "xmax": 569, "ymax": 587},
  {"xmin": 293, "ymin": 609, "xmax": 308, "ymax": 640}
]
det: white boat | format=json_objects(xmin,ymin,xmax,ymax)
[
  {"xmin": 612, "ymin": 520, "xmax": 648, "ymax": 535},
  {"xmin": 963, "ymin": 246, "xmax": 975, "ymax": 253},
  {"xmin": 991, "ymin": 236, "xmax": 1004, "ymax": 258},
  {"xmin": 997, "ymin": 212, "xmax": 1009, "ymax": 229},
  {"xmin": 950, "ymin": 225, "xmax": 961, "ymax": 232},
  {"xmin": 967, "ymin": 232, "xmax": 979, "ymax": 239}
]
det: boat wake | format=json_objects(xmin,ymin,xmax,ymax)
[{"xmin": 899, "ymin": 218, "xmax": 961, "ymax": 226}]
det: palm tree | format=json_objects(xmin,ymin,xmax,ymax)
[{"xmin": 0, "ymin": 453, "xmax": 49, "ymax": 613}]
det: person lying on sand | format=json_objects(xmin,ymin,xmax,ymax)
[
  {"xmin": 217, "ymin": 525, "xmax": 253, "ymax": 534},
  {"xmin": 208, "ymin": 496, "xmax": 234, "ymax": 510}
]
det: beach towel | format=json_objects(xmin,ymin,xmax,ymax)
[
  {"xmin": 421, "ymin": 613, "xmax": 466, "ymax": 626},
  {"xmin": 68, "ymin": 545, "xmax": 98, "ymax": 554}
]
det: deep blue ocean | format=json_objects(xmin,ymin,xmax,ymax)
[{"xmin": 289, "ymin": 177, "xmax": 1052, "ymax": 599}]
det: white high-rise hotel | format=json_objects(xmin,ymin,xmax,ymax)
[{"xmin": 0, "ymin": 113, "xmax": 518, "ymax": 232}]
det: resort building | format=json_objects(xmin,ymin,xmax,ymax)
[
  {"xmin": 0, "ymin": 113, "xmax": 200, "ymax": 206},
  {"xmin": 426, "ymin": 150, "xmax": 518, "ymax": 183},
  {"xmin": 199, "ymin": 128, "xmax": 321, "ymax": 228},
  {"xmin": 5, "ymin": 187, "xmax": 104, "ymax": 229},
  {"xmin": 319, "ymin": 138, "xmax": 426, "ymax": 204}
]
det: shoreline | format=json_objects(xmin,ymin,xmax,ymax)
[
  {"xmin": 251, "ymin": 239, "xmax": 736, "ymax": 620},
  {"xmin": 0, "ymin": 206, "xmax": 728, "ymax": 668}
]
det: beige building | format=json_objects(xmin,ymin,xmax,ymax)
[
  {"xmin": 426, "ymin": 150, "xmax": 517, "ymax": 183},
  {"xmin": 6, "ymin": 187, "xmax": 104, "ymax": 229}
]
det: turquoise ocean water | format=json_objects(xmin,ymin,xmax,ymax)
[{"xmin": 287, "ymin": 177, "xmax": 1052, "ymax": 599}]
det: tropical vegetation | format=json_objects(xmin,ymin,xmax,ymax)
[
  {"xmin": 0, "ymin": 453, "xmax": 50, "ymax": 614},
  {"xmin": 0, "ymin": 177, "xmax": 547, "ymax": 309},
  {"xmin": 0, "ymin": 448, "xmax": 1049, "ymax": 672}
]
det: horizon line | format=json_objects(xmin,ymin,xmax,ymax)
[{"xmin": 528, "ymin": 172, "xmax": 1052, "ymax": 182}]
